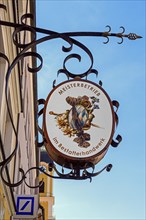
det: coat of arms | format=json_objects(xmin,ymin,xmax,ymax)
[{"xmin": 49, "ymin": 95, "xmax": 102, "ymax": 148}]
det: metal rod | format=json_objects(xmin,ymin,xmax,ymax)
[{"xmin": 0, "ymin": 20, "xmax": 142, "ymax": 40}]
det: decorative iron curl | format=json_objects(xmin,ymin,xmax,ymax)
[
  {"xmin": 111, "ymin": 135, "xmax": 122, "ymax": 148},
  {"xmin": 0, "ymin": 166, "xmax": 26, "ymax": 187},
  {"xmin": 61, "ymin": 37, "xmax": 95, "ymax": 79},
  {"xmin": 37, "ymin": 99, "xmax": 46, "ymax": 148},
  {"xmin": 37, "ymin": 162, "xmax": 113, "ymax": 182},
  {"xmin": 20, "ymin": 13, "xmax": 34, "ymax": 25},
  {"xmin": 116, "ymin": 26, "xmax": 125, "ymax": 44},
  {"xmin": 0, "ymin": 3, "xmax": 7, "ymax": 11},
  {"xmin": 23, "ymin": 167, "xmax": 44, "ymax": 189},
  {"xmin": 111, "ymin": 100, "xmax": 122, "ymax": 148},
  {"xmin": 102, "ymin": 25, "xmax": 111, "ymax": 44},
  {"xmin": 13, "ymin": 26, "xmax": 37, "ymax": 48}
]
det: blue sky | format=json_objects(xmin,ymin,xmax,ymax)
[{"xmin": 36, "ymin": 1, "xmax": 145, "ymax": 219}]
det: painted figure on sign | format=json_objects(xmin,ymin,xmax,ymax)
[{"xmin": 49, "ymin": 95, "xmax": 102, "ymax": 148}]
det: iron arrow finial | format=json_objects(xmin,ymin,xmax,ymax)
[{"xmin": 127, "ymin": 33, "xmax": 143, "ymax": 40}]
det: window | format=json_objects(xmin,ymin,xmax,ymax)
[{"xmin": 39, "ymin": 180, "xmax": 45, "ymax": 193}]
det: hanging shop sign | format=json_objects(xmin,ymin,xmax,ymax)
[{"xmin": 43, "ymin": 79, "xmax": 115, "ymax": 168}]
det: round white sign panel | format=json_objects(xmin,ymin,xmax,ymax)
[{"xmin": 43, "ymin": 79, "xmax": 115, "ymax": 166}]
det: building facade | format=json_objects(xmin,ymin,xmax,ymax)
[
  {"xmin": 39, "ymin": 147, "xmax": 55, "ymax": 220},
  {"xmin": 0, "ymin": 0, "xmax": 45, "ymax": 219}
]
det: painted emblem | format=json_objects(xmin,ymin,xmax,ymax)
[{"xmin": 49, "ymin": 95, "xmax": 102, "ymax": 148}]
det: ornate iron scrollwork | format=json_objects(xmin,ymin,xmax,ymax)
[{"xmin": 0, "ymin": 3, "xmax": 142, "ymax": 187}]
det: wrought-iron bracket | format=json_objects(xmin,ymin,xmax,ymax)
[{"xmin": 0, "ymin": 3, "xmax": 142, "ymax": 187}]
